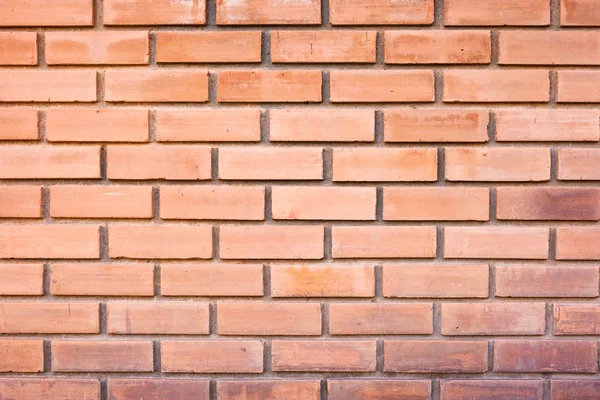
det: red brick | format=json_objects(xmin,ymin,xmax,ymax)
[
  {"xmin": 52, "ymin": 341, "xmax": 154, "ymax": 372},
  {"xmin": 104, "ymin": 0, "xmax": 206, "ymax": 25},
  {"xmin": 0, "ymin": 185, "xmax": 41, "ymax": 218},
  {"xmin": 0, "ymin": 32, "xmax": 37, "ymax": 65},
  {"xmin": 445, "ymin": 0, "xmax": 550, "ymax": 26},
  {"xmin": 554, "ymin": 304, "xmax": 600, "ymax": 335},
  {"xmin": 0, "ymin": 264, "xmax": 43, "ymax": 295},
  {"xmin": 558, "ymin": 148, "xmax": 600, "ymax": 181},
  {"xmin": 496, "ymin": 266, "xmax": 599, "ymax": 298},
  {"xmin": 330, "ymin": 303, "xmax": 433, "ymax": 335},
  {"xmin": 217, "ymin": 0, "xmax": 320, "ymax": 25},
  {"xmin": 0, "ymin": 0, "xmax": 93, "ymax": 26},
  {"xmin": 556, "ymin": 227, "xmax": 600, "ymax": 260},
  {"xmin": 0, "ymin": 379, "xmax": 99, "ymax": 400},
  {"xmin": 0, "ymin": 70, "xmax": 96, "ymax": 102},
  {"xmin": 108, "ymin": 379, "xmax": 209, "ymax": 400},
  {"xmin": 551, "ymin": 380, "xmax": 600, "ymax": 400},
  {"xmin": 0, "ymin": 302, "xmax": 98, "ymax": 333},
  {"xmin": 330, "ymin": 0, "xmax": 434, "ymax": 25},
  {"xmin": 218, "ymin": 381, "xmax": 320, "ymax": 400},
  {"xmin": 218, "ymin": 70, "xmax": 321, "ymax": 102},
  {"xmin": 0, "ymin": 109, "xmax": 38, "ymax": 140},
  {"xmin": 105, "ymin": 70, "xmax": 208, "ymax": 102},
  {"xmin": 557, "ymin": 71, "xmax": 600, "ymax": 102},
  {"xmin": 0, "ymin": 340, "xmax": 44, "ymax": 372},
  {"xmin": 328, "ymin": 380, "xmax": 432, "ymax": 400},
  {"xmin": 441, "ymin": 380, "xmax": 543, "ymax": 400},
  {"xmin": 107, "ymin": 302, "xmax": 209, "ymax": 334},
  {"xmin": 561, "ymin": 0, "xmax": 600, "ymax": 26}
]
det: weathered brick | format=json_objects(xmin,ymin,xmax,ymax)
[
  {"xmin": 217, "ymin": 0, "xmax": 320, "ymax": 25},
  {"xmin": 554, "ymin": 304, "xmax": 600, "ymax": 335},
  {"xmin": 0, "ymin": 379, "xmax": 99, "ymax": 400},
  {"xmin": 108, "ymin": 379, "xmax": 209, "ymax": 400},
  {"xmin": 561, "ymin": 0, "xmax": 600, "ymax": 26},
  {"xmin": 0, "ymin": 340, "xmax": 44, "ymax": 372},
  {"xmin": 218, "ymin": 381, "xmax": 320, "ymax": 400},
  {"xmin": 441, "ymin": 380, "xmax": 543, "ymax": 400},
  {"xmin": 551, "ymin": 380, "xmax": 600, "ymax": 400},
  {"xmin": 328, "ymin": 380, "xmax": 432, "ymax": 400}
]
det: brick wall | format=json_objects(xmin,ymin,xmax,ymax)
[{"xmin": 1, "ymin": 0, "xmax": 600, "ymax": 399}]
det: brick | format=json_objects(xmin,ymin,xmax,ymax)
[
  {"xmin": 50, "ymin": 185, "xmax": 153, "ymax": 218},
  {"xmin": 441, "ymin": 303, "xmax": 546, "ymax": 335},
  {"xmin": 272, "ymin": 340, "xmax": 376, "ymax": 372},
  {"xmin": 384, "ymin": 109, "xmax": 489, "ymax": 142},
  {"xmin": 0, "ymin": 70, "xmax": 96, "ymax": 102},
  {"xmin": 157, "ymin": 109, "xmax": 260, "ymax": 142},
  {"xmin": 104, "ymin": 0, "xmax": 206, "ymax": 25},
  {"xmin": 557, "ymin": 71, "xmax": 600, "ymax": 102},
  {"xmin": 105, "ymin": 70, "xmax": 208, "ymax": 102},
  {"xmin": 0, "ymin": 264, "xmax": 43, "ymax": 295},
  {"xmin": 384, "ymin": 187, "xmax": 489, "ymax": 221},
  {"xmin": 161, "ymin": 264, "xmax": 263, "ymax": 297},
  {"xmin": 109, "ymin": 225, "xmax": 212, "ymax": 259},
  {"xmin": 496, "ymin": 266, "xmax": 599, "ymax": 298},
  {"xmin": 271, "ymin": 265, "xmax": 375, "ymax": 297},
  {"xmin": 330, "ymin": 0, "xmax": 434, "ymax": 25},
  {"xmin": 107, "ymin": 302, "xmax": 209, "ymax": 334},
  {"xmin": 554, "ymin": 304, "xmax": 600, "ymax": 335},
  {"xmin": 217, "ymin": 302, "xmax": 321, "ymax": 335},
  {"xmin": 445, "ymin": 0, "xmax": 550, "ymax": 25},
  {"xmin": 161, "ymin": 340, "xmax": 263, "ymax": 373},
  {"xmin": 332, "ymin": 226, "xmax": 436, "ymax": 258},
  {"xmin": 551, "ymin": 380, "xmax": 600, "ymax": 400},
  {"xmin": 328, "ymin": 380, "xmax": 432, "ymax": 400},
  {"xmin": 443, "ymin": 70, "xmax": 549, "ymax": 102},
  {"xmin": 52, "ymin": 341, "xmax": 154, "ymax": 372},
  {"xmin": 219, "ymin": 147, "xmax": 322, "ymax": 180},
  {"xmin": 217, "ymin": 0, "xmax": 320, "ymax": 25},
  {"xmin": 330, "ymin": 70, "xmax": 434, "ymax": 102},
  {"xmin": 46, "ymin": 109, "xmax": 149, "ymax": 142},
  {"xmin": 0, "ymin": 32, "xmax": 37, "ymax": 65},
  {"xmin": 0, "ymin": 225, "xmax": 99, "ymax": 259},
  {"xmin": 272, "ymin": 30, "xmax": 376, "ymax": 63},
  {"xmin": 161, "ymin": 186, "xmax": 264, "ymax": 220},
  {"xmin": 494, "ymin": 340, "xmax": 598, "ymax": 373},
  {"xmin": 107, "ymin": 145, "xmax": 211, "ymax": 180},
  {"xmin": 441, "ymin": 380, "xmax": 543, "ymax": 400},
  {"xmin": 445, "ymin": 147, "xmax": 550, "ymax": 181},
  {"xmin": 496, "ymin": 109, "xmax": 600, "ymax": 141},
  {"xmin": 556, "ymin": 227, "xmax": 600, "ymax": 260},
  {"xmin": 0, "ymin": 185, "xmax": 41, "ymax": 218},
  {"xmin": 46, "ymin": 32, "xmax": 149, "ymax": 65},
  {"xmin": 108, "ymin": 379, "xmax": 209, "ymax": 400},
  {"xmin": 0, "ymin": 340, "xmax": 44, "ymax": 372},
  {"xmin": 272, "ymin": 186, "xmax": 376, "ymax": 220},
  {"xmin": 270, "ymin": 109, "xmax": 374, "ymax": 142},
  {"xmin": 51, "ymin": 264, "xmax": 155, "ymax": 296},
  {"xmin": 384, "ymin": 340, "xmax": 488, "ymax": 373},
  {"xmin": 383, "ymin": 265, "xmax": 489, "ymax": 298},
  {"xmin": 0, "ymin": 379, "xmax": 99, "ymax": 400},
  {"xmin": 218, "ymin": 70, "xmax": 321, "ymax": 102},
  {"xmin": 218, "ymin": 381, "xmax": 320, "ymax": 400},
  {"xmin": 558, "ymin": 148, "xmax": 600, "ymax": 180},
  {"xmin": 561, "ymin": 0, "xmax": 600, "ymax": 26},
  {"xmin": 0, "ymin": 0, "xmax": 93, "ymax": 26},
  {"xmin": 0, "ymin": 303, "xmax": 98, "ymax": 333},
  {"xmin": 385, "ymin": 31, "xmax": 491, "ymax": 64},
  {"xmin": 0, "ymin": 145, "xmax": 100, "ymax": 179},
  {"xmin": 220, "ymin": 226, "xmax": 324, "ymax": 259},
  {"xmin": 333, "ymin": 148, "xmax": 437, "ymax": 182},
  {"xmin": 0, "ymin": 109, "xmax": 38, "ymax": 140},
  {"xmin": 157, "ymin": 31, "xmax": 261, "ymax": 63},
  {"xmin": 330, "ymin": 303, "xmax": 433, "ymax": 335},
  {"xmin": 444, "ymin": 227, "xmax": 549, "ymax": 259}
]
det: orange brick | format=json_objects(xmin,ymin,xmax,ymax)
[
  {"xmin": 328, "ymin": 380, "xmax": 432, "ymax": 400},
  {"xmin": 52, "ymin": 341, "xmax": 154, "ymax": 372},
  {"xmin": 0, "ymin": 185, "xmax": 41, "ymax": 218},
  {"xmin": 272, "ymin": 340, "xmax": 376, "ymax": 372},
  {"xmin": 0, "ymin": 32, "xmax": 37, "ymax": 65},
  {"xmin": 46, "ymin": 32, "xmax": 148, "ymax": 65},
  {"xmin": 109, "ymin": 379, "xmax": 208, "ymax": 400},
  {"xmin": 385, "ymin": 340, "xmax": 488, "ymax": 373},
  {"xmin": 330, "ymin": 0, "xmax": 434, "ymax": 25},
  {"xmin": 107, "ymin": 145, "xmax": 211, "ymax": 180},
  {"xmin": 384, "ymin": 187, "xmax": 489, "ymax": 221},
  {"xmin": 0, "ymin": 303, "xmax": 98, "ymax": 334},
  {"xmin": 51, "ymin": 264, "xmax": 154, "ymax": 296},
  {"xmin": 0, "ymin": 0, "xmax": 93, "ymax": 26},
  {"xmin": 330, "ymin": 303, "xmax": 433, "ymax": 335},
  {"xmin": 558, "ymin": 148, "xmax": 600, "ymax": 181},
  {"xmin": 107, "ymin": 302, "xmax": 209, "ymax": 334},
  {"xmin": 556, "ymin": 227, "xmax": 600, "ymax": 260},
  {"xmin": 217, "ymin": 302, "xmax": 321, "ymax": 335},
  {"xmin": 0, "ymin": 109, "xmax": 38, "ymax": 140},
  {"xmin": 445, "ymin": 0, "xmax": 550, "ymax": 26},
  {"xmin": 161, "ymin": 340, "xmax": 263, "ymax": 373},
  {"xmin": 104, "ymin": 0, "xmax": 206, "ymax": 25},
  {"xmin": 105, "ymin": 70, "xmax": 208, "ymax": 102},
  {"xmin": 0, "ymin": 264, "xmax": 43, "ymax": 296},
  {"xmin": 554, "ymin": 304, "xmax": 600, "ymax": 335},
  {"xmin": 109, "ymin": 225, "xmax": 212, "ymax": 259},
  {"xmin": 495, "ymin": 266, "xmax": 599, "ymax": 298},
  {"xmin": 332, "ymin": 226, "xmax": 436, "ymax": 259},
  {"xmin": 218, "ymin": 70, "xmax": 321, "ymax": 102},
  {"xmin": 218, "ymin": 381, "xmax": 320, "ymax": 400},
  {"xmin": 219, "ymin": 147, "xmax": 322, "ymax": 180},
  {"xmin": 333, "ymin": 148, "xmax": 437, "ymax": 182},
  {"xmin": 330, "ymin": 70, "xmax": 434, "ymax": 102},
  {"xmin": 551, "ymin": 380, "xmax": 600, "ymax": 400},
  {"xmin": 561, "ymin": 0, "xmax": 600, "ymax": 26},
  {"xmin": 443, "ymin": 70, "xmax": 549, "ymax": 102},
  {"xmin": 157, "ymin": 31, "xmax": 261, "ymax": 63},
  {"xmin": 384, "ymin": 109, "xmax": 489, "ymax": 142},
  {"xmin": 220, "ymin": 225, "xmax": 324, "ymax": 259},
  {"xmin": 445, "ymin": 147, "xmax": 550, "ymax": 181},
  {"xmin": 444, "ymin": 227, "xmax": 549, "ymax": 259},
  {"xmin": 272, "ymin": 30, "xmax": 376, "ymax": 63},
  {"xmin": 160, "ymin": 186, "xmax": 264, "ymax": 220},
  {"xmin": 270, "ymin": 109, "xmax": 374, "ymax": 142},
  {"xmin": 494, "ymin": 340, "xmax": 598, "ymax": 373},
  {"xmin": 0, "ymin": 225, "xmax": 99, "ymax": 259},
  {"xmin": 385, "ymin": 31, "xmax": 491, "ymax": 64},
  {"xmin": 441, "ymin": 380, "xmax": 543, "ymax": 400},
  {"xmin": 0, "ymin": 340, "xmax": 44, "ymax": 373},
  {"xmin": 383, "ymin": 265, "xmax": 489, "ymax": 298},
  {"xmin": 272, "ymin": 186, "xmax": 376, "ymax": 220},
  {"xmin": 0, "ymin": 379, "xmax": 99, "ymax": 400},
  {"xmin": 557, "ymin": 71, "xmax": 600, "ymax": 102},
  {"xmin": 271, "ymin": 265, "xmax": 375, "ymax": 298},
  {"xmin": 161, "ymin": 264, "xmax": 263, "ymax": 297},
  {"xmin": 0, "ymin": 70, "xmax": 96, "ymax": 102},
  {"xmin": 217, "ymin": 0, "xmax": 320, "ymax": 25}
]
